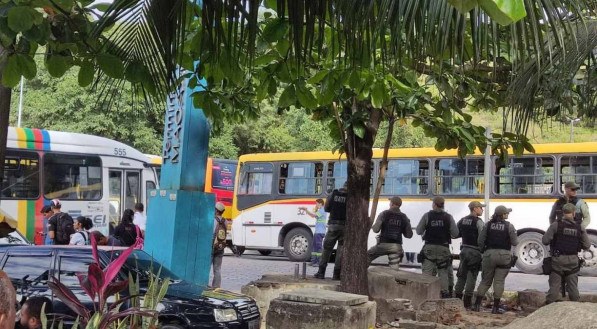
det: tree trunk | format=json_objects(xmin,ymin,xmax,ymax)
[
  {"xmin": 0, "ymin": 51, "xmax": 11, "ymax": 188},
  {"xmin": 340, "ymin": 100, "xmax": 381, "ymax": 295}
]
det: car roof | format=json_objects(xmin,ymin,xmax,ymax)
[{"xmin": 0, "ymin": 245, "xmax": 129, "ymax": 251}]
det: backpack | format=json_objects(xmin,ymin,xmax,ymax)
[
  {"xmin": 54, "ymin": 213, "xmax": 75, "ymax": 245},
  {"xmin": 79, "ymin": 231, "xmax": 91, "ymax": 245},
  {"xmin": 132, "ymin": 225, "xmax": 144, "ymax": 250},
  {"xmin": 213, "ymin": 218, "xmax": 227, "ymax": 252}
]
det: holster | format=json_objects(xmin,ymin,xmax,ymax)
[
  {"xmin": 510, "ymin": 255, "xmax": 519, "ymax": 267},
  {"xmin": 542, "ymin": 257, "xmax": 552, "ymax": 275},
  {"xmin": 417, "ymin": 248, "xmax": 425, "ymax": 263}
]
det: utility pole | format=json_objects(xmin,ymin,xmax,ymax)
[{"xmin": 569, "ymin": 118, "xmax": 580, "ymax": 143}]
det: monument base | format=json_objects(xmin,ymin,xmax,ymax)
[{"xmin": 145, "ymin": 189, "xmax": 215, "ymax": 285}]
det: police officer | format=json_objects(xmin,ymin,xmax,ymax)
[
  {"xmin": 542, "ymin": 203, "xmax": 591, "ymax": 304},
  {"xmin": 550, "ymin": 181, "xmax": 591, "ymax": 229},
  {"xmin": 454, "ymin": 201, "xmax": 485, "ymax": 308},
  {"xmin": 472, "ymin": 205, "xmax": 518, "ymax": 314},
  {"xmin": 314, "ymin": 182, "xmax": 348, "ymax": 280},
  {"xmin": 368, "ymin": 196, "xmax": 413, "ymax": 268},
  {"xmin": 416, "ymin": 196, "xmax": 459, "ymax": 298}
]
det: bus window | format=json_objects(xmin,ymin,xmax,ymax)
[
  {"xmin": 238, "ymin": 163, "xmax": 273, "ymax": 195},
  {"xmin": 43, "ymin": 154, "xmax": 102, "ymax": 200},
  {"xmin": 383, "ymin": 160, "xmax": 429, "ymax": 195},
  {"xmin": 326, "ymin": 161, "xmax": 347, "ymax": 193},
  {"xmin": 495, "ymin": 156, "xmax": 554, "ymax": 195},
  {"xmin": 560, "ymin": 156, "xmax": 597, "ymax": 194},
  {"xmin": 279, "ymin": 162, "xmax": 323, "ymax": 195},
  {"xmin": 435, "ymin": 158, "xmax": 483, "ymax": 195},
  {"xmin": 1, "ymin": 151, "xmax": 39, "ymax": 199}
]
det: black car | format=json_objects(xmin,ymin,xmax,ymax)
[{"xmin": 0, "ymin": 245, "xmax": 260, "ymax": 329}]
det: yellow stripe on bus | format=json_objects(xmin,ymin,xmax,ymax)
[
  {"xmin": 15, "ymin": 128, "xmax": 28, "ymax": 148},
  {"xmin": 17, "ymin": 200, "xmax": 27, "ymax": 234}
]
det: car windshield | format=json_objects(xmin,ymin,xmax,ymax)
[{"xmin": 112, "ymin": 250, "xmax": 181, "ymax": 282}]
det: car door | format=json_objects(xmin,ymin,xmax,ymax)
[
  {"xmin": 0, "ymin": 249, "xmax": 54, "ymax": 302},
  {"xmin": 54, "ymin": 251, "xmax": 96, "ymax": 316}
]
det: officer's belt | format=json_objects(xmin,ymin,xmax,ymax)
[{"xmin": 327, "ymin": 220, "xmax": 346, "ymax": 225}]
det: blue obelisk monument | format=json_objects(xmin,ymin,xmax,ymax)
[{"xmin": 144, "ymin": 78, "xmax": 215, "ymax": 285}]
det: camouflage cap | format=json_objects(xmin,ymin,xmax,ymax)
[
  {"xmin": 564, "ymin": 181, "xmax": 580, "ymax": 190},
  {"xmin": 468, "ymin": 201, "xmax": 486, "ymax": 209},
  {"xmin": 562, "ymin": 203, "xmax": 576, "ymax": 214},
  {"xmin": 494, "ymin": 205, "xmax": 512, "ymax": 216}
]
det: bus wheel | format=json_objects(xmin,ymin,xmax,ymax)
[
  {"xmin": 284, "ymin": 228, "xmax": 313, "ymax": 262},
  {"xmin": 579, "ymin": 234, "xmax": 597, "ymax": 276},
  {"xmin": 258, "ymin": 249, "xmax": 272, "ymax": 256},
  {"xmin": 514, "ymin": 232, "xmax": 546, "ymax": 274}
]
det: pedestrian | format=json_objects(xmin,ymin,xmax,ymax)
[
  {"xmin": 18, "ymin": 296, "xmax": 53, "ymax": 329},
  {"xmin": 0, "ymin": 270, "xmax": 16, "ymax": 329},
  {"xmin": 454, "ymin": 201, "xmax": 485, "ymax": 308},
  {"xmin": 542, "ymin": 203, "xmax": 591, "ymax": 304},
  {"xmin": 47, "ymin": 199, "xmax": 75, "ymax": 246},
  {"xmin": 416, "ymin": 196, "xmax": 459, "ymax": 298},
  {"xmin": 300, "ymin": 199, "xmax": 327, "ymax": 266},
  {"xmin": 39, "ymin": 206, "xmax": 53, "ymax": 245},
  {"xmin": 91, "ymin": 231, "xmax": 109, "ymax": 246},
  {"xmin": 367, "ymin": 196, "xmax": 413, "ymax": 269},
  {"xmin": 133, "ymin": 203, "xmax": 146, "ymax": 237},
  {"xmin": 113, "ymin": 209, "xmax": 137, "ymax": 247},
  {"xmin": 314, "ymin": 182, "xmax": 348, "ymax": 280},
  {"xmin": 549, "ymin": 181, "xmax": 590, "ymax": 229},
  {"xmin": 212, "ymin": 202, "xmax": 228, "ymax": 288},
  {"xmin": 472, "ymin": 205, "xmax": 518, "ymax": 313},
  {"xmin": 69, "ymin": 217, "xmax": 93, "ymax": 246}
]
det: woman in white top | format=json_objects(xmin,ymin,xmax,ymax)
[{"xmin": 69, "ymin": 216, "xmax": 93, "ymax": 246}]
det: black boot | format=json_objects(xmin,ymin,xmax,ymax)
[
  {"xmin": 332, "ymin": 268, "xmax": 341, "ymax": 280},
  {"xmin": 448, "ymin": 286, "xmax": 454, "ymax": 298},
  {"xmin": 441, "ymin": 291, "xmax": 451, "ymax": 299},
  {"xmin": 455, "ymin": 292, "xmax": 464, "ymax": 300},
  {"xmin": 471, "ymin": 295, "xmax": 482, "ymax": 312},
  {"xmin": 491, "ymin": 298, "xmax": 504, "ymax": 314},
  {"xmin": 314, "ymin": 266, "xmax": 326, "ymax": 279},
  {"xmin": 463, "ymin": 295, "xmax": 472, "ymax": 309}
]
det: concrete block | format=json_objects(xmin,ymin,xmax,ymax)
[
  {"xmin": 280, "ymin": 288, "xmax": 369, "ymax": 306},
  {"xmin": 241, "ymin": 275, "xmax": 339, "ymax": 327},
  {"xmin": 368, "ymin": 267, "xmax": 441, "ymax": 308},
  {"xmin": 398, "ymin": 319, "xmax": 437, "ymax": 329},
  {"xmin": 266, "ymin": 298, "xmax": 376, "ymax": 329},
  {"xmin": 374, "ymin": 298, "xmax": 415, "ymax": 323},
  {"xmin": 517, "ymin": 289, "xmax": 546, "ymax": 311},
  {"xmin": 416, "ymin": 299, "xmax": 464, "ymax": 325}
]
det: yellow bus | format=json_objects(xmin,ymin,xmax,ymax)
[{"xmin": 230, "ymin": 143, "xmax": 597, "ymax": 274}]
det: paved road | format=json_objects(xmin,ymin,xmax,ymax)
[{"xmin": 215, "ymin": 251, "xmax": 597, "ymax": 293}]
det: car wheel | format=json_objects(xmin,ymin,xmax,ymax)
[
  {"xmin": 284, "ymin": 227, "xmax": 313, "ymax": 262},
  {"xmin": 258, "ymin": 249, "xmax": 272, "ymax": 256},
  {"xmin": 515, "ymin": 232, "xmax": 547, "ymax": 274}
]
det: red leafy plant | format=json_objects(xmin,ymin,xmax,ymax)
[{"xmin": 48, "ymin": 234, "xmax": 162, "ymax": 329}]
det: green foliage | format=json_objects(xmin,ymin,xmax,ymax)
[{"xmin": 9, "ymin": 54, "xmax": 163, "ymax": 155}]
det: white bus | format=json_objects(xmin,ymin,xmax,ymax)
[
  {"xmin": 1, "ymin": 127, "xmax": 158, "ymax": 243},
  {"xmin": 231, "ymin": 143, "xmax": 597, "ymax": 274}
]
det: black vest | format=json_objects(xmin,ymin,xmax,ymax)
[
  {"xmin": 484, "ymin": 220, "xmax": 511, "ymax": 250},
  {"xmin": 424, "ymin": 211, "xmax": 451, "ymax": 246},
  {"xmin": 554, "ymin": 197, "xmax": 584, "ymax": 225},
  {"xmin": 379, "ymin": 209, "xmax": 407, "ymax": 244},
  {"xmin": 328, "ymin": 189, "xmax": 347, "ymax": 222},
  {"xmin": 551, "ymin": 221, "xmax": 582, "ymax": 255},
  {"xmin": 458, "ymin": 215, "xmax": 480, "ymax": 247}
]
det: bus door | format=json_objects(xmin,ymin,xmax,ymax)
[
  {"xmin": 237, "ymin": 163, "xmax": 274, "ymax": 247},
  {"xmin": 108, "ymin": 169, "xmax": 141, "ymax": 227}
]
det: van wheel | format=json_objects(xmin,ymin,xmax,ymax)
[
  {"xmin": 284, "ymin": 228, "xmax": 312, "ymax": 262},
  {"xmin": 258, "ymin": 250, "xmax": 272, "ymax": 256},
  {"xmin": 515, "ymin": 232, "xmax": 546, "ymax": 274}
]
